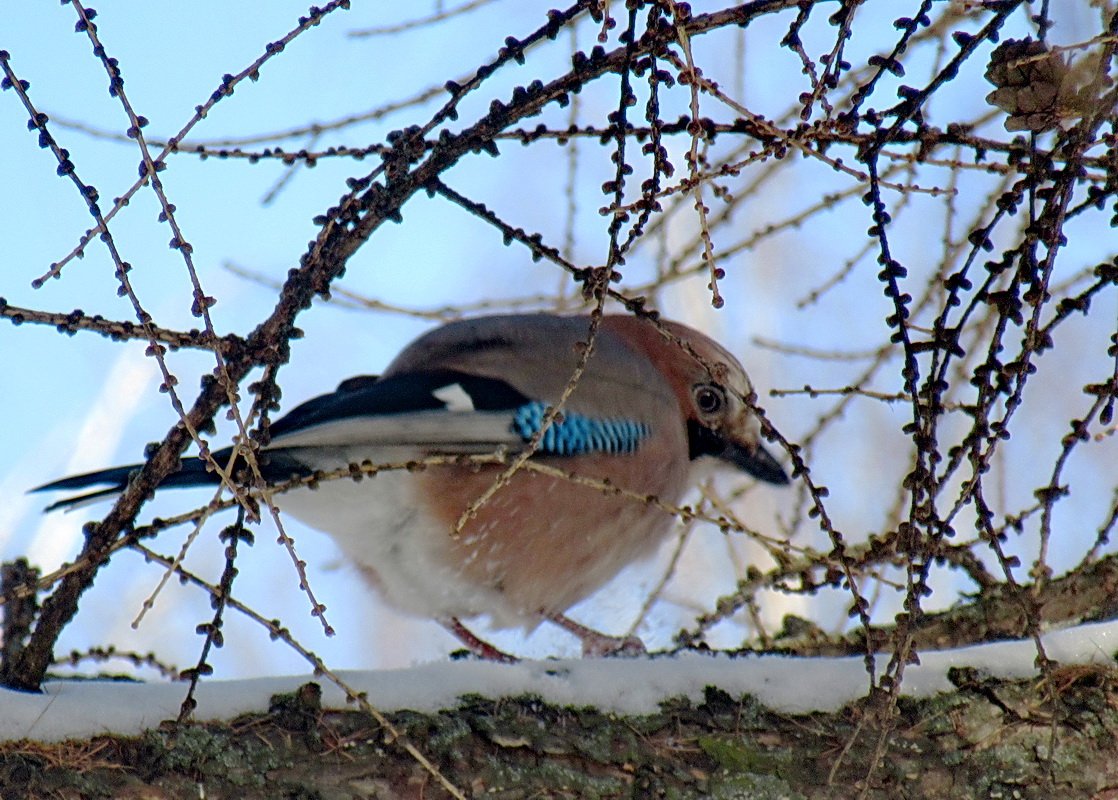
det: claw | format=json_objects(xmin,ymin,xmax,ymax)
[
  {"xmin": 441, "ymin": 618, "xmax": 519, "ymax": 663},
  {"xmin": 546, "ymin": 613, "xmax": 647, "ymax": 658}
]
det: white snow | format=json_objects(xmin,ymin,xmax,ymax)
[{"xmin": 4, "ymin": 618, "xmax": 1117, "ymax": 742}]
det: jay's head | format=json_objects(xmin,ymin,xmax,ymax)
[{"xmin": 605, "ymin": 316, "xmax": 790, "ymax": 486}]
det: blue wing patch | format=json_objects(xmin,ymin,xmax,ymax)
[{"xmin": 511, "ymin": 401, "xmax": 650, "ymax": 456}]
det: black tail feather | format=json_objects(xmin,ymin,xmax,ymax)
[
  {"xmin": 40, "ymin": 484, "xmax": 135, "ymax": 513},
  {"xmin": 34, "ymin": 452, "xmax": 231, "ymax": 512},
  {"xmin": 34, "ymin": 447, "xmax": 320, "ymax": 512},
  {"xmin": 35, "ymin": 464, "xmax": 147, "ymax": 495}
]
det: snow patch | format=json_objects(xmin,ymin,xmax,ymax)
[{"xmin": 4, "ymin": 619, "xmax": 1117, "ymax": 742}]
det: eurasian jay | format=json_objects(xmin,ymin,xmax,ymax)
[{"xmin": 37, "ymin": 313, "xmax": 787, "ymax": 658}]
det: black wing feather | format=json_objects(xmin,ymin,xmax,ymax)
[
  {"xmin": 35, "ymin": 369, "xmax": 532, "ymax": 509},
  {"xmin": 267, "ymin": 369, "xmax": 529, "ymax": 439}
]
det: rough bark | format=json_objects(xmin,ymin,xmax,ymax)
[{"xmin": 3, "ymin": 667, "xmax": 1117, "ymax": 799}]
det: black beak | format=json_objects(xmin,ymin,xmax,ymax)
[
  {"xmin": 688, "ymin": 420, "xmax": 790, "ymax": 485},
  {"xmin": 718, "ymin": 441, "xmax": 790, "ymax": 485}
]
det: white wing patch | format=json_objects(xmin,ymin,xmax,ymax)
[{"xmin": 432, "ymin": 383, "xmax": 476, "ymax": 412}]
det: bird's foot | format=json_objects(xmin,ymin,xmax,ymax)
[
  {"xmin": 546, "ymin": 613, "xmax": 647, "ymax": 658},
  {"xmin": 442, "ymin": 617, "xmax": 519, "ymax": 663}
]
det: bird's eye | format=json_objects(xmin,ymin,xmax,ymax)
[{"xmin": 693, "ymin": 384, "xmax": 725, "ymax": 415}]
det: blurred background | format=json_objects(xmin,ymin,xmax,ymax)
[{"xmin": 1, "ymin": 1, "xmax": 1115, "ymax": 680}]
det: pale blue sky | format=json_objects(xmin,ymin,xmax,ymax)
[{"xmin": 2, "ymin": 2, "xmax": 1114, "ymax": 679}]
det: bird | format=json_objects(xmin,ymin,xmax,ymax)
[{"xmin": 36, "ymin": 313, "xmax": 788, "ymax": 659}]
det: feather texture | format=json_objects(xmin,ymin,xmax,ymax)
[{"xmin": 35, "ymin": 314, "xmax": 787, "ymax": 636}]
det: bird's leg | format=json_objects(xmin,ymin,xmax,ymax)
[
  {"xmin": 441, "ymin": 617, "xmax": 519, "ymax": 663},
  {"xmin": 546, "ymin": 613, "xmax": 647, "ymax": 658}
]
